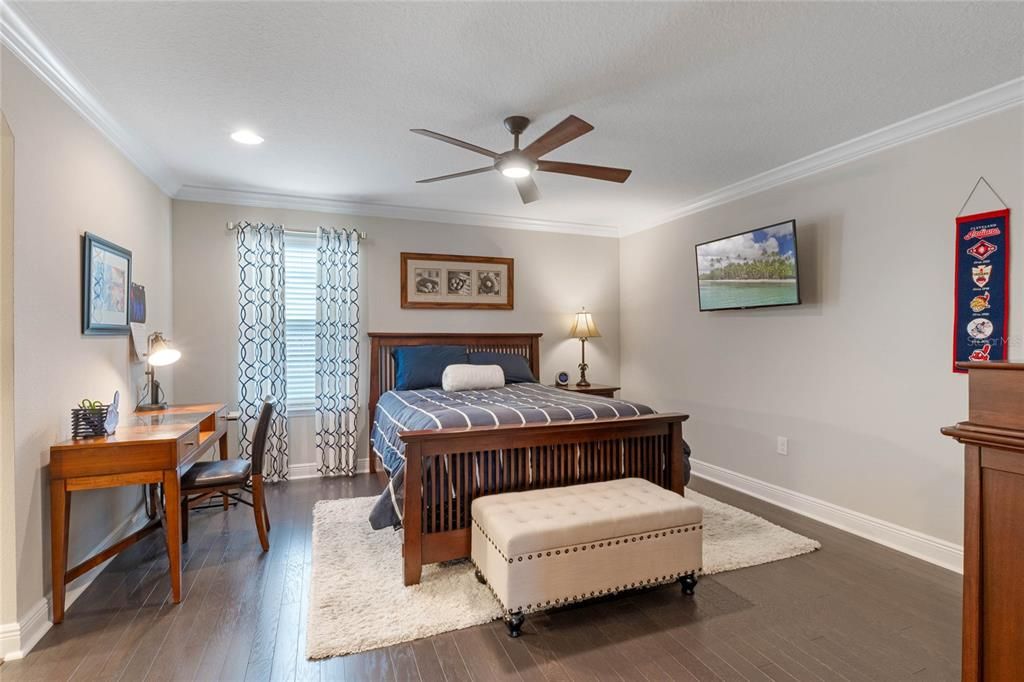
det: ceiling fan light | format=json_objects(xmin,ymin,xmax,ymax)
[{"xmin": 501, "ymin": 165, "xmax": 531, "ymax": 178}]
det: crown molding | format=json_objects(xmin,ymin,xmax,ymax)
[
  {"xmin": 0, "ymin": 3, "xmax": 181, "ymax": 195},
  {"xmin": 622, "ymin": 76, "xmax": 1024, "ymax": 237},
  {"xmin": 3, "ymin": 0, "xmax": 1019, "ymax": 240},
  {"xmin": 174, "ymin": 184, "xmax": 621, "ymax": 238}
]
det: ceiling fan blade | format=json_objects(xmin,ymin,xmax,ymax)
[
  {"xmin": 410, "ymin": 129, "xmax": 498, "ymax": 158},
  {"xmin": 537, "ymin": 160, "xmax": 632, "ymax": 183},
  {"xmin": 522, "ymin": 115, "xmax": 594, "ymax": 159},
  {"xmin": 515, "ymin": 176, "xmax": 540, "ymax": 204},
  {"xmin": 416, "ymin": 167, "xmax": 494, "ymax": 184}
]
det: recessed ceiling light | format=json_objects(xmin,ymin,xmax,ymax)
[{"xmin": 231, "ymin": 130, "xmax": 264, "ymax": 145}]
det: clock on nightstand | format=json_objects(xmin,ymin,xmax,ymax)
[{"xmin": 549, "ymin": 383, "xmax": 620, "ymax": 399}]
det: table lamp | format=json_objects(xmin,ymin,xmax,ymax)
[
  {"xmin": 569, "ymin": 308, "xmax": 601, "ymax": 387},
  {"xmin": 139, "ymin": 332, "xmax": 181, "ymax": 411}
]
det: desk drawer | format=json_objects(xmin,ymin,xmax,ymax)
[{"xmin": 177, "ymin": 426, "xmax": 201, "ymax": 462}]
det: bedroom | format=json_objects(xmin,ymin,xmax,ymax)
[{"xmin": 0, "ymin": 1, "xmax": 1022, "ymax": 679}]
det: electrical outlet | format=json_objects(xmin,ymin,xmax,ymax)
[{"xmin": 776, "ymin": 436, "xmax": 788, "ymax": 456}]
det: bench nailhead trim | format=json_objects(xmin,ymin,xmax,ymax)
[
  {"xmin": 477, "ymin": 520, "xmax": 702, "ymax": 565},
  {"xmin": 496, "ymin": 570, "xmax": 702, "ymax": 615},
  {"xmin": 492, "ymin": 565, "xmax": 702, "ymax": 615},
  {"xmin": 470, "ymin": 558, "xmax": 702, "ymax": 617}
]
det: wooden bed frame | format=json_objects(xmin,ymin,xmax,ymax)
[{"xmin": 368, "ymin": 332, "xmax": 690, "ymax": 585}]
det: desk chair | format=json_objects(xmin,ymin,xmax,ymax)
[{"xmin": 180, "ymin": 401, "xmax": 273, "ymax": 551}]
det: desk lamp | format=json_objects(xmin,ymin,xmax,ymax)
[{"xmin": 139, "ymin": 332, "xmax": 181, "ymax": 411}]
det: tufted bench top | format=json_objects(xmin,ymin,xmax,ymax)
[{"xmin": 472, "ymin": 477, "xmax": 701, "ymax": 557}]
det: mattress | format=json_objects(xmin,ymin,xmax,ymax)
[{"xmin": 368, "ymin": 383, "xmax": 657, "ymax": 529}]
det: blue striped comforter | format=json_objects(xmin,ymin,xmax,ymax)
[{"xmin": 368, "ymin": 383, "xmax": 656, "ymax": 529}]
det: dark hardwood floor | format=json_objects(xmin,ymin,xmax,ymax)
[{"xmin": 0, "ymin": 475, "xmax": 960, "ymax": 681}]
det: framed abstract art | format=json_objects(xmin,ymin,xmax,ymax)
[
  {"xmin": 82, "ymin": 232, "xmax": 132, "ymax": 335},
  {"xmin": 400, "ymin": 252, "xmax": 514, "ymax": 310}
]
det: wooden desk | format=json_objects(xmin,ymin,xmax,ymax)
[{"xmin": 49, "ymin": 403, "xmax": 228, "ymax": 624}]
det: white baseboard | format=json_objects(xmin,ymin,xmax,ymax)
[
  {"xmin": 0, "ymin": 620, "xmax": 25, "ymax": 663},
  {"xmin": 690, "ymin": 459, "xmax": 964, "ymax": 574},
  {"xmin": 0, "ymin": 598, "xmax": 47, "ymax": 662},
  {"xmin": 0, "ymin": 505, "xmax": 150, "ymax": 661},
  {"xmin": 288, "ymin": 457, "xmax": 370, "ymax": 480},
  {"xmin": 288, "ymin": 462, "xmax": 319, "ymax": 480}
]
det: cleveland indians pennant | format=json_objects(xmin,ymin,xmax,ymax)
[{"xmin": 954, "ymin": 209, "xmax": 1010, "ymax": 373}]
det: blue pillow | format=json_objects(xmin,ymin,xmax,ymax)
[
  {"xmin": 393, "ymin": 345, "xmax": 468, "ymax": 390},
  {"xmin": 468, "ymin": 351, "xmax": 536, "ymax": 383}
]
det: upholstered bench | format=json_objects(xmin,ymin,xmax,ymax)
[{"xmin": 471, "ymin": 477, "xmax": 703, "ymax": 637}]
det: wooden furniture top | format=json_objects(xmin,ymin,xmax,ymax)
[
  {"xmin": 550, "ymin": 383, "xmax": 620, "ymax": 393},
  {"xmin": 52, "ymin": 403, "xmax": 227, "ymax": 452},
  {"xmin": 954, "ymin": 362, "xmax": 1024, "ymax": 371},
  {"xmin": 943, "ymin": 363, "xmax": 1024, "ymax": 448}
]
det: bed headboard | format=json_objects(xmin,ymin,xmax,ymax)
[{"xmin": 367, "ymin": 333, "xmax": 542, "ymax": 461}]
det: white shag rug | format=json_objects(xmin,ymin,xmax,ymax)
[{"xmin": 306, "ymin": 489, "xmax": 820, "ymax": 659}]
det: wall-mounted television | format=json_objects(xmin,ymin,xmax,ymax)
[{"xmin": 695, "ymin": 219, "xmax": 801, "ymax": 311}]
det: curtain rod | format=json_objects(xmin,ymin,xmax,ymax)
[{"xmin": 225, "ymin": 221, "xmax": 366, "ymax": 239}]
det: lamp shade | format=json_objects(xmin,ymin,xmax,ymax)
[
  {"xmin": 147, "ymin": 332, "xmax": 181, "ymax": 367},
  {"xmin": 569, "ymin": 309, "xmax": 601, "ymax": 339}
]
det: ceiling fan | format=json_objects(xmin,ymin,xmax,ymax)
[{"xmin": 411, "ymin": 115, "xmax": 632, "ymax": 204}]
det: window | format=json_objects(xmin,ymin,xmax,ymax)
[{"xmin": 283, "ymin": 232, "xmax": 317, "ymax": 412}]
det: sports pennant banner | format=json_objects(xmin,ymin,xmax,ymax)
[{"xmin": 953, "ymin": 208, "xmax": 1010, "ymax": 373}]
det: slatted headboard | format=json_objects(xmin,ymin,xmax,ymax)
[{"xmin": 367, "ymin": 332, "xmax": 542, "ymax": 473}]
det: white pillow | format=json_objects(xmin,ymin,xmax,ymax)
[{"xmin": 442, "ymin": 364, "xmax": 505, "ymax": 392}]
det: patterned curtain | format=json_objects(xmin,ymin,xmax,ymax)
[
  {"xmin": 236, "ymin": 221, "xmax": 290, "ymax": 482},
  {"xmin": 315, "ymin": 227, "xmax": 361, "ymax": 476}
]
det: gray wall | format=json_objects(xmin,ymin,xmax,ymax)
[
  {"xmin": 2, "ymin": 49, "xmax": 174, "ymax": 626},
  {"xmin": 619, "ymin": 107, "xmax": 1023, "ymax": 545},
  {"xmin": 1, "ymin": 112, "xmax": 16, "ymax": 632},
  {"xmin": 171, "ymin": 199, "xmax": 621, "ymax": 468}
]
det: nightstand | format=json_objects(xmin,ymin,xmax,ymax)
[{"xmin": 550, "ymin": 383, "xmax": 620, "ymax": 398}]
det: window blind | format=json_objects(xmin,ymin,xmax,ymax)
[{"xmin": 284, "ymin": 231, "xmax": 317, "ymax": 412}]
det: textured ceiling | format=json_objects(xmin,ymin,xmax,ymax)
[{"xmin": 11, "ymin": 1, "xmax": 1024, "ymax": 231}]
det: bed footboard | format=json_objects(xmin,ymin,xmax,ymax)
[{"xmin": 398, "ymin": 413, "xmax": 688, "ymax": 585}]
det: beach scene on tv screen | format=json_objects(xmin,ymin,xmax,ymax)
[{"xmin": 697, "ymin": 223, "xmax": 799, "ymax": 310}]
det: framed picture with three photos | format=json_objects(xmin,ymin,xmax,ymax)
[{"xmin": 401, "ymin": 252, "xmax": 514, "ymax": 310}]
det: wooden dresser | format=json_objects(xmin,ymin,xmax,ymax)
[{"xmin": 942, "ymin": 363, "xmax": 1024, "ymax": 681}]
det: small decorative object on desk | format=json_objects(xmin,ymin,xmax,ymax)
[
  {"xmin": 71, "ymin": 391, "xmax": 120, "ymax": 438},
  {"xmin": 104, "ymin": 391, "xmax": 120, "ymax": 434}
]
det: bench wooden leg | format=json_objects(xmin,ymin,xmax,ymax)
[
  {"xmin": 680, "ymin": 573, "xmax": 698, "ymax": 595},
  {"xmin": 505, "ymin": 612, "xmax": 525, "ymax": 638}
]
